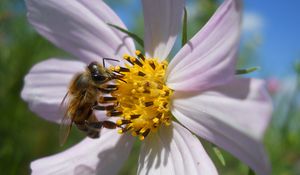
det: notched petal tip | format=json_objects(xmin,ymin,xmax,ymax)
[{"xmin": 167, "ymin": 0, "xmax": 243, "ymax": 92}]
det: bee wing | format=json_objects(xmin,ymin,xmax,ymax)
[
  {"xmin": 59, "ymin": 114, "xmax": 73, "ymax": 146},
  {"xmin": 59, "ymin": 92, "xmax": 73, "ymax": 146}
]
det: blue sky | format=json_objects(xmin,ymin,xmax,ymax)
[
  {"xmin": 110, "ymin": 0, "xmax": 300, "ymax": 78},
  {"xmin": 243, "ymin": 0, "xmax": 300, "ymax": 77}
]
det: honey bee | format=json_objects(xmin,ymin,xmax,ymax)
[{"xmin": 59, "ymin": 59, "xmax": 123, "ymax": 146}]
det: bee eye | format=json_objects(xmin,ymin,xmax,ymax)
[{"xmin": 92, "ymin": 74, "xmax": 106, "ymax": 82}]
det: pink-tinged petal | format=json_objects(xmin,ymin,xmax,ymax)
[
  {"xmin": 172, "ymin": 78, "xmax": 272, "ymax": 175},
  {"xmin": 167, "ymin": 0, "xmax": 242, "ymax": 92},
  {"xmin": 25, "ymin": 0, "xmax": 135, "ymax": 64},
  {"xmin": 138, "ymin": 122, "xmax": 218, "ymax": 175},
  {"xmin": 31, "ymin": 130, "xmax": 135, "ymax": 175},
  {"xmin": 142, "ymin": 0, "xmax": 185, "ymax": 60},
  {"xmin": 21, "ymin": 58, "xmax": 85, "ymax": 123}
]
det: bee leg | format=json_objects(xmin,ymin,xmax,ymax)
[
  {"xmin": 86, "ymin": 121, "xmax": 103, "ymax": 129},
  {"xmin": 103, "ymin": 84, "xmax": 118, "ymax": 88},
  {"xmin": 102, "ymin": 121, "xmax": 118, "ymax": 129},
  {"xmin": 98, "ymin": 87, "xmax": 118, "ymax": 93},
  {"xmin": 75, "ymin": 121, "xmax": 88, "ymax": 132},
  {"xmin": 107, "ymin": 110, "xmax": 123, "ymax": 117},
  {"xmin": 84, "ymin": 120, "xmax": 101, "ymax": 138},
  {"xmin": 86, "ymin": 120, "xmax": 118, "ymax": 130}
]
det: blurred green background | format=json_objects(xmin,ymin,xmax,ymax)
[{"xmin": 1, "ymin": 0, "xmax": 300, "ymax": 174}]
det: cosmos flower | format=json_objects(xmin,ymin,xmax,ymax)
[{"xmin": 21, "ymin": 0, "xmax": 272, "ymax": 175}]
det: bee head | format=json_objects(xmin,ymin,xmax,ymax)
[{"xmin": 88, "ymin": 62, "xmax": 108, "ymax": 83}]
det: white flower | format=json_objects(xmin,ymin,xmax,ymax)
[{"xmin": 22, "ymin": 0, "xmax": 272, "ymax": 175}]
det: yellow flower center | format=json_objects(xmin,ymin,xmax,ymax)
[{"xmin": 107, "ymin": 51, "xmax": 173, "ymax": 140}]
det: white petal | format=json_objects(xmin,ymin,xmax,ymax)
[
  {"xmin": 25, "ymin": 0, "xmax": 135, "ymax": 63},
  {"xmin": 31, "ymin": 130, "xmax": 135, "ymax": 175},
  {"xmin": 21, "ymin": 58, "xmax": 85, "ymax": 123},
  {"xmin": 138, "ymin": 122, "xmax": 218, "ymax": 175},
  {"xmin": 167, "ymin": 0, "xmax": 242, "ymax": 91},
  {"xmin": 172, "ymin": 78, "xmax": 272, "ymax": 175},
  {"xmin": 142, "ymin": 0, "xmax": 185, "ymax": 60}
]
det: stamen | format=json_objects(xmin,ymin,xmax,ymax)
[
  {"xmin": 114, "ymin": 66, "xmax": 130, "ymax": 72},
  {"xmin": 116, "ymin": 119, "xmax": 132, "ymax": 126},
  {"xmin": 148, "ymin": 60, "xmax": 156, "ymax": 70},
  {"xmin": 107, "ymin": 110, "xmax": 123, "ymax": 117},
  {"xmin": 144, "ymin": 101, "xmax": 154, "ymax": 107},
  {"xmin": 138, "ymin": 71, "xmax": 146, "ymax": 77},
  {"xmin": 99, "ymin": 96, "xmax": 117, "ymax": 102},
  {"xmin": 130, "ymin": 56, "xmax": 143, "ymax": 67},
  {"xmin": 130, "ymin": 114, "xmax": 141, "ymax": 119},
  {"xmin": 139, "ymin": 129, "xmax": 150, "ymax": 140},
  {"xmin": 135, "ymin": 50, "xmax": 145, "ymax": 61},
  {"xmin": 123, "ymin": 54, "xmax": 134, "ymax": 65}
]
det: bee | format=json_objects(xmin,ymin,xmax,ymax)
[{"xmin": 59, "ymin": 59, "xmax": 123, "ymax": 146}]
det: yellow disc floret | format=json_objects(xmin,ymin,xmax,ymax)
[{"xmin": 109, "ymin": 51, "xmax": 173, "ymax": 140}]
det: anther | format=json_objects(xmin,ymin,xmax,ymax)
[
  {"xmin": 133, "ymin": 58, "xmax": 143, "ymax": 67},
  {"xmin": 135, "ymin": 50, "xmax": 145, "ymax": 61},
  {"xmin": 149, "ymin": 60, "xmax": 156, "ymax": 70},
  {"xmin": 144, "ymin": 101, "xmax": 154, "ymax": 107},
  {"xmin": 130, "ymin": 114, "xmax": 141, "ymax": 119},
  {"xmin": 117, "ymin": 119, "xmax": 131, "ymax": 126},
  {"xmin": 143, "ymin": 89, "xmax": 150, "ymax": 94},
  {"xmin": 120, "ymin": 126, "xmax": 132, "ymax": 133},
  {"xmin": 156, "ymin": 113, "xmax": 163, "ymax": 119},
  {"xmin": 163, "ymin": 102, "xmax": 168, "ymax": 108},
  {"xmin": 139, "ymin": 127, "xmax": 148, "ymax": 134},
  {"xmin": 138, "ymin": 71, "xmax": 146, "ymax": 77},
  {"xmin": 114, "ymin": 66, "xmax": 130, "ymax": 72},
  {"xmin": 139, "ymin": 129, "xmax": 150, "ymax": 140},
  {"xmin": 123, "ymin": 54, "xmax": 134, "ymax": 65},
  {"xmin": 99, "ymin": 96, "xmax": 117, "ymax": 102},
  {"xmin": 107, "ymin": 110, "xmax": 123, "ymax": 117}
]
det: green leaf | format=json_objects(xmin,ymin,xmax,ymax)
[
  {"xmin": 235, "ymin": 67, "xmax": 260, "ymax": 75},
  {"xmin": 212, "ymin": 146, "xmax": 226, "ymax": 166},
  {"xmin": 107, "ymin": 23, "xmax": 144, "ymax": 48},
  {"xmin": 248, "ymin": 168, "xmax": 256, "ymax": 175},
  {"xmin": 181, "ymin": 7, "xmax": 188, "ymax": 47}
]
